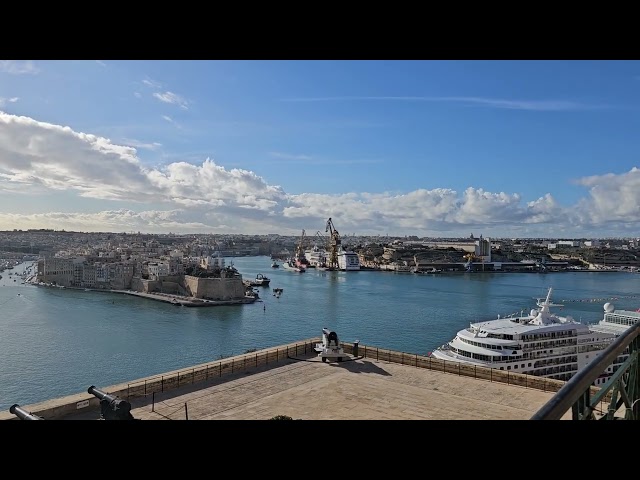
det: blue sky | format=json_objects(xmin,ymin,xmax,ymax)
[{"xmin": 0, "ymin": 59, "xmax": 639, "ymax": 237}]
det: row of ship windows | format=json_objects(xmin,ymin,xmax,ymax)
[
  {"xmin": 521, "ymin": 331, "xmax": 576, "ymax": 341},
  {"xmin": 453, "ymin": 348, "xmax": 522, "ymax": 363},
  {"xmin": 461, "ymin": 337, "xmax": 582, "ymax": 353},
  {"xmin": 459, "ymin": 339, "xmax": 513, "ymax": 351},
  {"xmin": 501, "ymin": 365, "xmax": 578, "ymax": 375},
  {"xmin": 452, "ymin": 346, "xmax": 589, "ymax": 367},
  {"xmin": 606, "ymin": 317, "xmax": 637, "ymax": 326},
  {"xmin": 523, "ymin": 339, "xmax": 577, "ymax": 350}
]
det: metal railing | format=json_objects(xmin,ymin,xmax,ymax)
[{"xmin": 531, "ymin": 322, "xmax": 640, "ymax": 420}]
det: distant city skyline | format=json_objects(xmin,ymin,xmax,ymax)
[{"xmin": 1, "ymin": 60, "xmax": 640, "ymax": 237}]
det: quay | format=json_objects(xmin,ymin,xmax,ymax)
[
  {"xmin": 27, "ymin": 282, "xmax": 258, "ymax": 307},
  {"xmin": 109, "ymin": 289, "xmax": 257, "ymax": 307},
  {"xmin": 1, "ymin": 339, "xmax": 584, "ymax": 420}
]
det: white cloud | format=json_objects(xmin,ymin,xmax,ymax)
[
  {"xmin": 267, "ymin": 151, "xmax": 381, "ymax": 165},
  {"xmin": 121, "ymin": 138, "xmax": 162, "ymax": 150},
  {"xmin": 269, "ymin": 151, "xmax": 313, "ymax": 161},
  {"xmin": 573, "ymin": 168, "xmax": 640, "ymax": 226},
  {"xmin": 280, "ymin": 96, "xmax": 608, "ymax": 111},
  {"xmin": 96, "ymin": 60, "xmax": 107, "ymax": 67},
  {"xmin": 153, "ymin": 91, "xmax": 189, "ymax": 110},
  {"xmin": 142, "ymin": 78, "xmax": 162, "ymax": 89},
  {"xmin": 0, "ymin": 111, "xmax": 638, "ymax": 236},
  {"xmin": 0, "ymin": 97, "xmax": 19, "ymax": 107},
  {"xmin": 0, "ymin": 60, "xmax": 40, "ymax": 75},
  {"xmin": 134, "ymin": 92, "xmax": 142, "ymax": 98}
]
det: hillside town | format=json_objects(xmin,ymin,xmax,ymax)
[{"xmin": 1, "ymin": 230, "xmax": 640, "ymax": 294}]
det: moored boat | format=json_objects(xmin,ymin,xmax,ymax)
[
  {"xmin": 282, "ymin": 259, "xmax": 305, "ymax": 272},
  {"xmin": 249, "ymin": 273, "xmax": 271, "ymax": 286}
]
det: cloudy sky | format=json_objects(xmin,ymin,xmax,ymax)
[{"xmin": 1, "ymin": 60, "xmax": 639, "ymax": 238}]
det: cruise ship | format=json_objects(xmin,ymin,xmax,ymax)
[
  {"xmin": 337, "ymin": 247, "xmax": 360, "ymax": 271},
  {"xmin": 429, "ymin": 288, "xmax": 632, "ymax": 385},
  {"xmin": 304, "ymin": 245, "xmax": 327, "ymax": 268},
  {"xmin": 586, "ymin": 302, "xmax": 640, "ymax": 384}
]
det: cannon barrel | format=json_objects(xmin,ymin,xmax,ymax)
[
  {"xmin": 9, "ymin": 404, "xmax": 43, "ymax": 420},
  {"xmin": 88, "ymin": 385, "xmax": 117, "ymax": 403},
  {"xmin": 87, "ymin": 385, "xmax": 135, "ymax": 420}
]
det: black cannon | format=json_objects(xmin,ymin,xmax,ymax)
[
  {"xmin": 87, "ymin": 385, "xmax": 135, "ymax": 420},
  {"xmin": 9, "ymin": 404, "xmax": 44, "ymax": 420}
]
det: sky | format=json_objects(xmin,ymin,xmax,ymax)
[{"xmin": 1, "ymin": 59, "xmax": 639, "ymax": 238}]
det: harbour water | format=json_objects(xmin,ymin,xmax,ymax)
[{"xmin": 1, "ymin": 256, "xmax": 639, "ymax": 411}]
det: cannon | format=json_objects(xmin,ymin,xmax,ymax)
[
  {"xmin": 314, "ymin": 327, "xmax": 346, "ymax": 362},
  {"xmin": 9, "ymin": 404, "xmax": 44, "ymax": 420},
  {"xmin": 87, "ymin": 385, "xmax": 135, "ymax": 420}
]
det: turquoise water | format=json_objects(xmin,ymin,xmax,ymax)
[{"xmin": 1, "ymin": 256, "xmax": 639, "ymax": 411}]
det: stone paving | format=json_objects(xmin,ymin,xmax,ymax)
[{"xmin": 58, "ymin": 354, "xmax": 572, "ymax": 420}]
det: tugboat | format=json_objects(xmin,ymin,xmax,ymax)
[{"xmin": 249, "ymin": 273, "xmax": 271, "ymax": 286}]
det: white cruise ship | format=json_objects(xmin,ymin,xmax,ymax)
[
  {"xmin": 430, "ymin": 288, "xmax": 629, "ymax": 385},
  {"xmin": 337, "ymin": 247, "xmax": 360, "ymax": 271},
  {"xmin": 586, "ymin": 302, "xmax": 640, "ymax": 384},
  {"xmin": 304, "ymin": 245, "xmax": 327, "ymax": 267}
]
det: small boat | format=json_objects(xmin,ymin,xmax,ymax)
[
  {"xmin": 271, "ymin": 260, "xmax": 279, "ymax": 268},
  {"xmin": 249, "ymin": 273, "xmax": 271, "ymax": 286},
  {"xmin": 282, "ymin": 259, "xmax": 305, "ymax": 272}
]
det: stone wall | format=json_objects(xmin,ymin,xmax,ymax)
[
  {"xmin": 183, "ymin": 275, "xmax": 246, "ymax": 300},
  {"xmin": 131, "ymin": 275, "xmax": 184, "ymax": 294}
]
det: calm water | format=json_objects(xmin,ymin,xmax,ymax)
[{"xmin": 1, "ymin": 256, "xmax": 639, "ymax": 410}]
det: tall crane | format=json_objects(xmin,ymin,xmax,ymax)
[
  {"xmin": 295, "ymin": 230, "xmax": 309, "ymax": 266},
  {"xmin": 325, "ymin": 218, "xmax": 341, "ymax": 270}
]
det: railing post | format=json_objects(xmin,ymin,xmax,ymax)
[
  {"xmin": 144, "ymin": 379, "xmax": 147, "ymax": 396},
  {"xmin": 206, "ymin": 365, "xmax": 208, "ymax": 380},
  {"xmin": 185, "ymin": 403, "xmax": 188, "ymax": 420},
  {"xmin": 219, "ymin": 361, "xmax": 222, "ymax": 377},
  {"xmin": 161, "ymin": 376, "xmax": 164, "ymax": 393}
]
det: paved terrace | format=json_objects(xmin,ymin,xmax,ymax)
[{"xmin": 46, "ymin": 354, "xmax": 571, "ymax": 420}]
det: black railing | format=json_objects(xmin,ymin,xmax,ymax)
[{"xmin": 531, "ymin": 322, "xmax": 640, "ymax": 420}]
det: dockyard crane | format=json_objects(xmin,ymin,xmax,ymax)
[
  {"xmin": 463, "ymin": 252, "xmax": 485, "ymax": 272},
  {"xmin": 296, "ymin": 230, "xmax": 307, "ymax": 260},
  {"xmin": 325, "ymin": 218, "xmax": 341, "ymax": 270}
]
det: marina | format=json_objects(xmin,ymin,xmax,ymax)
[{"xmin": 1, "ymin": 256, "xmax": 640, "ymax": 411}]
